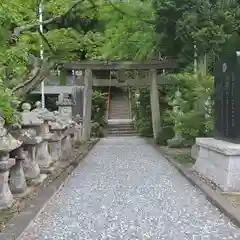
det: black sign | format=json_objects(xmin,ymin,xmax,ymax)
[{"xmin": 214, "ymin": 52, "xmax": 240, "ymax": 142}]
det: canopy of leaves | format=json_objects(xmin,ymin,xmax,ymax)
[
  {"xmin": 1, "ymin": 0, "xmax": 240, "ymax": 124},
  {"xmin": 154, "ymin": 0, "xmax": 240, "ymax": 69}
]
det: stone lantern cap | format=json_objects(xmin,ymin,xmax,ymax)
[
  {"xmin": 9, "ymin": 126, "xmax": 41, "ymax": 146},
  {"xmin": 21, "ymin": 103, "xmax": 43, "ymax": 126},
  {"xmin": 31, "ymin": 101, "xmax": 55, "ymax": 122},
  {"xmin": 74, "ymin": 114, "xmax": 82, "ymax": 124},
  {"xmin": 56, "ymin": 93, "xmax": 73, "ymax": 106},
  {"xmin": 20, "ymin": 128, "xmax": 42, "ymax": 145},
  {"xmin": 49, "ymin": 121, "xmax": 65, "ymax": 131},
  {"xmin": 50, "ymin": 111, "xmax": 67, "ymax": 130},
  {"xmin": 53, "ymin": 111, "xmax": 67, "ymax": 129},
  {"xmin": 0, "ymin": 117, "xmax": 22, "ymax": 152}
]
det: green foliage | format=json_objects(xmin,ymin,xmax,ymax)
[
  {"xmin": 154, "ymin": 0, "xmax": 240, "ymax": 69},
  {"xmin": 132, "ymin": 89, "xmax": 153, "ymax": 137},
  {"xmin": 0, "ymin": 0, "xmax": 239, "ymax": 136},
  {"xmin": 91, "ymin": 89, "xmax": 107, "ymax": 137},
  {"xmin": 91, "ymin": 121, "xmax": 104, "ymax": 138},
  {"xmin": 98, "ymin": 0, "xmax": 155, "ymax": 60},
  {"xmin": 0, "ymin": 84, "xmax": 20, "ymax": 124},
  {"xmin": 164, "ymin": 73, "xmax": 214, "ymax": 143},
  {"xmin": 156, "ymin": 126, "xmax": 174, "ymax": 145},
  {"xmin": 92, "ymin": 90, "xmax": 107, "ymax": 126}
]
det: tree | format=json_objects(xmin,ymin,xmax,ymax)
[{"xmin": 0, "ymin": 0, "xmax": 99, "ymax": 97}]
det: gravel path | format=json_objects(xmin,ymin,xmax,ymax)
[{"xmin": 19, "ymin": 137, "xmax": 240, "ymax": 240}]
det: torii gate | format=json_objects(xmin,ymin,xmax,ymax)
[{"xmin": 63, "ymin": 60, "xmax": 178, "ymax": 141}]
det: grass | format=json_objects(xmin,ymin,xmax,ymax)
[
  {"xmin": 0, "ymin": 203, "xmax": 20, "ymax": 232},
  {"xmin": 159, "ymin": 146, "xmax": 196, "ymax": 167},
  {"xmin": 173, "ymin": 154, "xmax": 196, "ymax": 165}
]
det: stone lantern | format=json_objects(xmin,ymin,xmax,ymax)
[
  {"xmin": 48, "ymin": 113, "xmax": 66, "ymax": 163},
  {"xmin": 31, "ymin": 101, "xmax": 54, "ymax": 170},
  {"xmin": 0, "ymin": 117, "xmax": 22, "ymax": 209},
  {"xmin": 56, "ymin": 94, "xmax": 74, "ymax": 159},
  {"xmin": 73, "ymin": 114, "xmax": 83, "ymax": 143},
  {"xmin": 20, "ymin": 103, "xmax": 47, "ymax": 185}
]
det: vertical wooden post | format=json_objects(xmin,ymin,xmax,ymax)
[
  {"xmin": 150, "ymin": 69, "xmax": 161, "ymax": 140},
  {"xmin": 83, "ymin": 69, "xmax": 93, "ymax": 141}
]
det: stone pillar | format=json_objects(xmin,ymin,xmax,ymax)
[
  {"xmin": 35, "ymin": 124, "xmax": 52, "ymax": 169},
  {"xmin": 74, "ymin": 114, "xmax": 83, "ymax": 143},
  {"xmin": 9, "ymin": 147, "xmax": 27, "ymax": 194},
  {"xmin": 150, "ymin": 69, "xmax": 161, "ymax": 140},
  {"xmin": 83, "ymin": 68, "xmax": 93, "ymax": 141},
  {"xmin": 62, "ymin": 130, "xmax": 72, "ymax": 159},
  {"xmin": 0, "ymin": 154, "xmax": 15, "ymax": 209},
  {"xmin": 48, "ymin": 133, "xmax": 61, "ymax": 163},
  {"xmin": 51, "ymin": 111, "xmax": 66, "ymax": 161}
]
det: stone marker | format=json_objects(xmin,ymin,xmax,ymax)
[
  {"xmin": 194, "ymin": 50, "xmax": 240, "ymax": 192},
  {"xmin": 190, "ymin": 144, "xmax": 199, "ymax": 160}
]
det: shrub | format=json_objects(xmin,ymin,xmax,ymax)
[
  {"xmin": 0, "ymin": 85, "xmax": 20, "ymax": 125},
  {"xmin": 92, "ymin": 90, "xmax": 107, "ymax": 127},
  {"xmin": 164, "ymin": 72, "xmax": 214, "ymax": 144},
  {"xmin": 132, "ymin": 89, "xmax": 153, "ymax": 137},
  {"xmin": 156, "ymin": 126, "xmax": 175, "ymax": 145},
  {"xmin": 91, "ymin": 121, "xmax": 104, "ymax": 137}
]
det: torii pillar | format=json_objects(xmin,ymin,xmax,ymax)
[
  {"xmin": 83, "ymin": 68, "xmax": 93, "ymax": 141},
  {"xmin": 150, "ymin": 69, "xmax": 161, "ymax": 140}
]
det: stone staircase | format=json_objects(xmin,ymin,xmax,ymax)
[
  {"xmin": 107, "ymin": 90, "xmax": 136, "ymax": 136},
  {"xmin": 109, "ymin": 95, "xmax": 130, "ymax": 119},
  {"xmin": 107, "ymin": 120, "xmax": 136, "ymax": 136}
]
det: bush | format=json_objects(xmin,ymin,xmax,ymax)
[
  {"xmin": 92, "ymin": 90, "xmax": 107, "ymax": 127},
  {"xmin": 91, "ymin": 121, "xmax": 104, "ymax": 137},
  {"xmin": 0, "ymin": 85, "xmax": 20, "ymax": 125},
  {"xmin": 132, "ymin": 89, "xmax": 153, "ymax": 137},
  {"xmin": 164, "ymin": 72, "xmax": 214, "ymax": 143},
  {"xmin": 91, "ymin": 90, "xmax": 107, "ymax": 138},
  {"xmin": 156, "ymin": 126, "xmax": 175, "ymax": 145},
  {"xmin": 135, "ymin": 117, "xmax": 153, "ymax": 137}
]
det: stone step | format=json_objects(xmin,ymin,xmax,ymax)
[
  {"xmin": 110, "ymin": 109, "xmax": 129, "ymax": 112},
  {"xmin": 110, "ymin": 112, "xmax": 129, "ymax": 115},
  {"xmin": 110, "ymin": 106, "xmax": 129, "ymax": 109},
  {"xmin": 108, "ymin": 127, "xmax": 135, "ymax": 132},
  {"xmin": 110, "ymin": 108, "xmax": 129, "ymax": 110},
  {"xmin": 108, "ymin": 132, "xmax": 137, "ymax": 136},
  {"xmin": 109, "ymin": 115, "xmax": 130, "ymax": 119},
  {"xmin": 107, "ymin": 124, "xmax": 134, "ymax": 128},
  {"xmin": 108, "ymin": 131, "xmax": 137, "ymax": 136},
  {"xmin": 107, "ymin": 121, "xmax": 136, "ymax": 136},
  {"xmin": 110, "ymin": 101, "xmax": 129, "ymax": 104},
  {"xmin": 110, "ymin": 106, "xmax": 129, "ymax": 110},
  {"xmin": 109, "ymin": 96, "xmax": 130, "ymax": 120}
]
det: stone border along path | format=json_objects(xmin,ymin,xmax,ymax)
[{"xmin": 18, "ymin": 137, "xmax": 240, "ymax": 240}]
